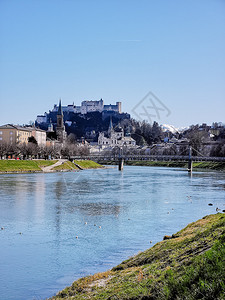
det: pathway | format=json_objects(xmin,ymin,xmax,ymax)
[{"xmin": 41, "ymin": 159, "xmax": 68, "ymax": 172}]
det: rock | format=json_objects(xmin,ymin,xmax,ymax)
[{"xmin": 163, "ymin": 235, "xmax": 172, "ymax": 240}]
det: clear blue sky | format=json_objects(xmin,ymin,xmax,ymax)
[{"xmin": 0, "ymin": 0, "xmax": 224, "ymax": 127}]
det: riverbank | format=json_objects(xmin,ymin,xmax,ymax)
[
  {"xmin": 51, "ymin": 213, "xmax": 225, "ymax": 299},
  {"xmin": 100, "ymin": 160, "xmax": 225, "ymax": 171},
  {"xmin": 0, "ymin": 159, "xmax": 103, "ymax": 173}
]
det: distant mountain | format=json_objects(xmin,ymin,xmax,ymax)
[
  {"xmin": 161, "ymin": 124, "xmax": 189, "ymax": 134},
  {"xmin": 161, "ymin": 124, "xmax": 179, "ymax": 134},
  {"xmin": 177, "ymin": 126, "xmax": 190, "ymax": 133}
]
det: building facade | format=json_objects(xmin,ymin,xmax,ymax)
[
  {"xmin": 37, "ymin": 99, "xmax": 122, "ymax": 123},
  {"xmin": 32, "ymin": 128, "xmax": 46, "ymax": 147},
  {"xmin": 98, "ymin": 119, "xmax": 136, "ymax": 148},
  {"xmin": 0, "ymin": 124, "xmax": 32, "ymax": 144},
  {"xmin": 0, "ymin": 124, "xmax": 47, "ymax": 146}
]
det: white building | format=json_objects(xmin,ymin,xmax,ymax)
[
  {"xmin": 98, "ymin": 119, "xmax": 136, "ymax": 148},
  {"xmin": 50, "ymin": 99, "xmax": 121, "ymax": 115},
  {"xmin": 80, "ymin": 99, "xmax": 104, "ymax": 114},
  {"xmin": 32, "ymin": 128, "xmax": 46, "ymax": 147}
]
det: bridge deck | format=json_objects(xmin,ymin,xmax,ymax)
[{"xmin": 71, "ymin": 155, "xmax": 225, "ymax": 162}]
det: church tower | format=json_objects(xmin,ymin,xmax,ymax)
[
  {"xmin": 56, "ymin": 99, "xmax": 67, "ymax": 143},
  {"xmin": 108, "ymin": 116, "xmax": 114, "ymax": 138}
]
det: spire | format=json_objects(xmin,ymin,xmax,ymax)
[
  {"xmin": 108, "ymin": 116, "xmax": 113, "ymax": 137},
  {"xmin": 109, "ymin": 116, "xmax": 113, "ymax": 131},
  {"xmin": 57, "ymin": 99, "xmax": 63, "ymax": 115}
]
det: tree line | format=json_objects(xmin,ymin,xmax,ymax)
[{"xmin": 0, "ymin": 137, "xmax": 89, "ymax": 160}]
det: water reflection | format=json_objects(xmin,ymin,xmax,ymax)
[
  {"xmin": 0, "ymin": 167, "xmax": 225, "ymax": 300},
  {"xmin": 54, "ymin": 180, "xmax": 67, "ymax": 200}
]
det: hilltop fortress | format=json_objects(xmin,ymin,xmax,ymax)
[
  {"xmin": 36, "ymin": 99, "xmax": 122, "ymax": 124},
  {"xmin": 35, "ymin": 99, "xmax": 130, "ymax": 141}
]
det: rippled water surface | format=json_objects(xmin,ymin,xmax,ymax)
[{"xmin": 0, "ymin": 166, "xmax": 225, "ymax": 300}]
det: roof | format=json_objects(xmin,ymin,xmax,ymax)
[
  {"xmin": 32, "ymin": 128, "xmax": 46, "ymax": 132},
  {"xmin": 0, "ymin": 124, "xmax": 45, "ymax": 132},
  {"xmin": 123, "ymin": 136, "xmax": 135, "ymax": 141},
  {"xmin": 0, "ymin": 124, "xmax": 18, "ymax": 129},
  {"xmin": 0, "ymin": 124, "xmax": 32, "ymax": 131}
]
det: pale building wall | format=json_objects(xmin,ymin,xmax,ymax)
[
  {"xmin": 0, "ymin": 126, "xmax": 43, "ymax": 145},
  {"xmin": 81, "ymin": 100, "xmax": 104, "ymax": 114},
  {"xmin": 0, "ymin": 127, "xmax": 32, "ymax": 144},
  {"xmin": 17, "ymin": 129, "xmax": 32, "ymax": 144},
  {"xmin": 0, "ymin": 128, "xmax": 18, "ymax": 144},
  {"xmin": 32, "ymin": 129, "xmax": 46, "ymax": 147},
  {"xmin": 98, "ymin": 128, "xmax": 136, "ymax": 147}
]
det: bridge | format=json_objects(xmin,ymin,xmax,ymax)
[
  {"xmin": 71, "ymin": 154, "xmax": 225, "ymax": 173},
  {"xmin": 71, "ymin": 154, "xmax": 225, "ymax": 163}
]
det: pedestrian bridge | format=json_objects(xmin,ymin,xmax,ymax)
[{"xmin": 72, "ymin": 154, "xmax": 225, "ymax": 162}]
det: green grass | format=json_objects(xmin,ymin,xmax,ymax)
[
  {"xmin": 192, "ymin": 161, "xmax": 225, "ymax": 171},
  {"xmin": 125, "ymin": 160, "xmax": 225, "ymax": 171},
  {"xmin": 73, "ymin": 160, "xmax": 103, "ymax": 169},
  {"xmin": 51, "ymin": 213, "xmax": 225, "ymax": 299},
  {"xmin": 126, "ymin": 160, "xmax": 187, "ymax": 168},
  {"xmin": 53, "ymin": 161, "xmax": 78, "ymax": 171},
  {"xmin": 0, "ymin": 159, "xmax": 102, "ymax": 172},
  {"xmin": 0, "ymin": 160, "xmax": 42, "ymax": 172},
  {"xmin": 0, "ymin": 159, "xmax": 59, "ymax": 172}
]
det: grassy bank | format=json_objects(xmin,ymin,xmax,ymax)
[
  {"xmin": 51, "ymin": 213, "xmax": 225, "ymax": 299},
  {"xmin": 0, "ymin": 159, "xmax": 57, "ymax": 172},
  {"xmin": 192, "ymin": 161, "xmax": 225, "ymax": 171},
  {"xmin": 101, "ymin": 160, "xmax": 225, "ymax": 171},
  {"xmin": 73, "ymin": 160, "xmax": 104, "ymax": 169},
  {"xmin": 0, "ymin": 159, "xmax": 103, "ymax": 173}
]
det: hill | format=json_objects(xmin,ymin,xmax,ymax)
[{"xmin": 51, "ymin": 213, "xmax": 225, "ymax": 299}]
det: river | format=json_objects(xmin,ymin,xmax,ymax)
[{"xmin": 0, "ymin": 166, "xmax": 225, "ymax": 300}]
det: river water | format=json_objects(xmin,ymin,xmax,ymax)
[{"xmin": 0, "ymin": 166, "xmax": 225, "ymax": 300}]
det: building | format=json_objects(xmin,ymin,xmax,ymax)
[
  {"xmin": 0, "ymin": 124, "xmax": 47, "ymax": 146},
  {"xmin": 32, "ymin": 128, "xmax": 46, "ymax": 147},
  {"xmin": 98, "ymin": 118, "xmax": 136, "ymax": 148},
  {"xmin": 0, "ymin": 124, "xmax": 32, "ymax": 144},
  {"xmin": 56, "ymin": 100, "xmax": 67, "ymax": 143},
  {"xmin": 37, "ymin": 99, "xmax": 122, "ymax": 121}
]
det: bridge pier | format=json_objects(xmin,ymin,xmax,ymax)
[
  {"xmin": 118, "ymin": 158, "xmax": 124, "ymax": 171},
  {"xmin": 188, "ymin": 146, "xmax": 192, "ymax": 173}
]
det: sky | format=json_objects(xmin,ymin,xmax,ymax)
[{"xmin": 0, "ymin": 0, "xmax": 225, "ymax": 127}]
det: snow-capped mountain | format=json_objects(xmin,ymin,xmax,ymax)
[
  {"xmin": 161, "ymin": 124, "xmax": 179, "ymax": 134},
  {"xmin": 161, "ymin": 124, "xmax": 189, "ymax": 134}
]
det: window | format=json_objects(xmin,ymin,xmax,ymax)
[
  {"xmin": 0, "ymin": 131, "xmax": 2, "ymax": 134},
  {"xmin": 10, "ymin": 131, "xmax": 13, "ymax": 135},
  {"xmin": 0, "ymin": 137, "xmax": 2, "ymax": 140}
]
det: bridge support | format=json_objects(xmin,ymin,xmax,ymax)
[
  {"xmin": 118, "ymin": 158, "xmax": 124, "ymax": 171},
  {"xmin": 188, "ymin": 146, "xmax": 192, "ymax": 173}
]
